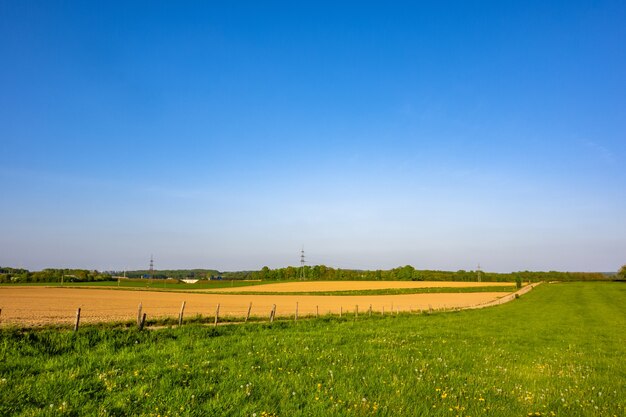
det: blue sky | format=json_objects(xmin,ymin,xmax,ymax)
[{"xmin": 1, "ymin": 1, "xmax": 625, "ymax": 272}]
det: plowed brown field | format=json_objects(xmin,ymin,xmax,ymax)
[
  {"xmin": 204, "ymin": 280, "xmax": 513, "ymax": 293},
  {"xmin": 0, "ymin": 284, "xmax": 513, "ymax": 327}
]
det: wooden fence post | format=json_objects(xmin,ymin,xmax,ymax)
[
  {"xmin": 316, "ymin": 305, "xmax": 319, "ymax": 318},
  {"xmin": 355, "ymin": 305, "xmax": 358, "ymax": 319},
  {"xmin": 368, "ymin": 304, "xmax": 372, "ymax": 317},
  {"xmin": 382, "ymin": 306, "xmax": 385, "ymax": 316},
  {"xmin": 340, "ymin": 306, "xmax": 343, "ymax": 318},
  {"xmin": 270, "ymin": 304, "xmax": 276, "ymax": 323},
  {"xmin": 214, "ymin": 303, "xmax": 220, "ymax": 327},
  {"xmin": 138, "ymin": 313, "xmax": 146, "ymax": 331},
  {"xmin": 245, "ymin": 302, "xmax": 252, "ymax": 323},
  {"xmin": 74, "ymin": 308, "xmax": 81, "ymax": 332},
  {"xmin": 295, "ymin": 302, "xmax": 298, "ymax": 321},
  {"xmin": 137, "ymin": 302, "xmax": 142, "ymax": 327},
  {"xmin": 178, "ymin": 301, "xmax": 186, "ymax": 326}
]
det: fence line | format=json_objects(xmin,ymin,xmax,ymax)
[{"xmin": 0, "ymin": 284, "xmax": 542, "ymax": 328}]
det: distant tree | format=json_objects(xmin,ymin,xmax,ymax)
[
  {"xmin": 318, "ymin": 265, "xmax": 327, "ymax": 279},
  {"xmin": 398, "ymin": 265, "xmax": 415, "ymax": 280},
  {"xmin": 310, "ymin": 265, "xmax": 320, "ymax": 280},
  {"xmin": 259, "ymin": 266, "xmax": 270, "ymax": 280},
  {"xmin": 618, "ymin": 265, "xmax": 626, "ymax": 280},
  {"xmin": 285, "ymin": 266, "xmax": 297, "ymax": 280}
]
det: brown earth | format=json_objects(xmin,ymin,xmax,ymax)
[
  {"xmin": 0, "ymin": 285, "xmax": 512, "ymax": 327},
  {"xmin": 204, "ymin": 280, "xmax": 514, "ymax": 293}
]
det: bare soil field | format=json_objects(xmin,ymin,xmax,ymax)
[
  {"xmin": 204, "ymin": 280, "xmax": 514, "ymax": 293},
  {"xmin": 0, "ymin": 285, "xmax": 512, "ymax": 327}
]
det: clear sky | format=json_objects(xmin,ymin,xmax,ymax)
[{"xmin": 1, "ymin": 1, "xmax": 625, "ymax": 273}]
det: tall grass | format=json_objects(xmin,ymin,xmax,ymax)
[{"xmin": 1, "ymin": 282, "xmax": 624, "ymax": 416}]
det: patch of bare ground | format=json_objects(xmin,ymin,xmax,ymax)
[
  {"xmin": 0, "ymin": 286, "xmax": 514, "ymax": 327},
  {"xmin": 201, "ymin": 280, "xmax": 515, "ymax": 293}
]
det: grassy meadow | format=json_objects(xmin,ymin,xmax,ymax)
[
  {"xmin": 0, "ymin": 282, "xmax": 624, "ymax": 416},
  {"xmin": 1, "ymin": 279, "xmax": 273, "ymax": 291}
]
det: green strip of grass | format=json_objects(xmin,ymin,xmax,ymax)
[
  {"xmin": 0, "ymin": 282, "xmax": 624, "ymax": 416},
  {"xmin": 0, "ymin": 279, "xmax": 281, "ymax": 290}
]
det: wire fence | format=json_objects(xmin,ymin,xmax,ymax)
[{"xmin": 0, "ymin": 283, "xmax": 540, "ymax": 329}]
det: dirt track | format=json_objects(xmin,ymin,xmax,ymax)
[{"xmin": 0, "ymin": 285, "xmax": 511, "ymax": 327}]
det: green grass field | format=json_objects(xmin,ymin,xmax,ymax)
[
  {"xmin": 1, "ymin": 282, "xmax": 624, "ymax": 416},
  {"xmin": 1, "ymin": 279, "xmax": 274, "ymax": 290}
]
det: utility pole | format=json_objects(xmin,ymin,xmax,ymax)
[
  {"xmin": 300, "ymin": 247, "xmax": 306, "ymax": 280},
  {"xmin": 477, "ymin": 263, "xmax": 482, "ymax": 282}
]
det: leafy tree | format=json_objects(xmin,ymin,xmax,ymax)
[
  {"xmin": 618, "ymin": 265, "xmax": 626, "ymax": 280},
  {"xmin": 259, "ymin": 266, "xmax": 270, "ymax": 280},
  {"xmin": 398, "ymin": 265, "xmax": 415, "ymax": 280}
]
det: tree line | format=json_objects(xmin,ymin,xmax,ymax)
[
  {"xmin": 223, "ymin": 265, "xmax": 609, "ymax": 282},
  {"xmin": 0, "ymin": 267, "xmax": 111, "ymax": 283},
  {"xmin": 0, "ymin": 265, "xmax": 615, "ymax": 284},
  {"xmin": 111, "ymin": 269, "xmax": 220, "ymax": 280}
]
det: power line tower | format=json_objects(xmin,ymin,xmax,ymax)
[
  {"xmin": 299, "ymin": 247, "xmax": 306, "ymax": 280},
  {"xmin": 149, "ymin": 254, "xmax": 154, "ymax": 279},
  {"xmin": 476, "ymin": 263, "xmax": 482, "ymax": 282}
]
